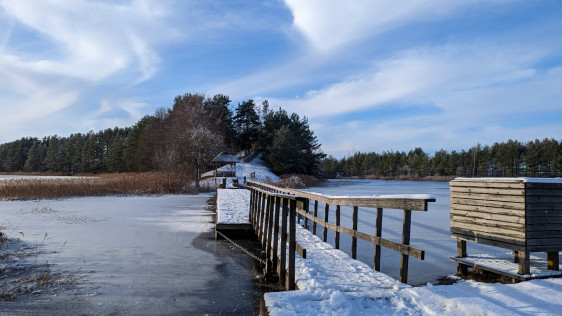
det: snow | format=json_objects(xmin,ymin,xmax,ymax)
[
  {"xmin": 265, "ymin": 224, "xmax": 562, "ymax": 315},
  {"xmin": 453, "ymin": 177, "xmax": 562, "ymax": 183},
  {"xmin": 456, "ymin": 253, "xmax": 562, "ymax": 278},
  {"xmin": 216, "ymin": 189, "xmax": 250, "ymax": 224},
  {"xmin": 301, "ymin": 192, "xmax": 437, "ymax": 200}
]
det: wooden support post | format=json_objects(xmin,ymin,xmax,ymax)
[
  {"xmin": 303, "ymin": 199, "xmax": 309, "ymax": 229},
  {"xmin": 279, "ymin": 198, "xmax": 288, "ymax": 286},
  {"xmin": 272, "ymin": 196, "xmax": 280, "ymax": 274},
  {"xmin": 288, "ymin": 199, "xmax": 297, "ymax": 291},
  {"xmin": 249, "ymin": 189, "xmax": 254, "ymax": 224},
  {"xmin": 547, "ymin": 252, "xmax": 559, "ymax": 271},
  {"xmin": 335, "ymin": 205, "xmax": 341, "ymax": 249},
  {"xmin": 323, "ymin": 204, "xmax": 330, "ymax": 242},
  {"xmin": 517, "ymin": 251, "xmax": 530, "ymax": 275},
  {"xmin": 400, "ymin": 210, "xmax": 411, "ymax": 284},
  {"xmin": 312, "ymin": 200, "xmax": 318, "ymax": 235},
  {"xmin": 374, "ymin": 208, "xmax": 383, "ymax": 271},
  {"xmin": 351, "ymin": 206, "xmax": 358, "ymax": 259},
  {"xmin": 262, "ymin": 195, "xmax": 271, "ymax": 246},
  {"xmin": 456, "ymin": 239, "xmax": 468, "ymax": 275},
  {"xmin": 259, "ymin": 192, "xmax": 266, "ymax": 240},
  {"xmin": 265, "ymin": 196, "xmax": 274, "ymax": 267}
]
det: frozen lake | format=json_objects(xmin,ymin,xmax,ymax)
[
  {"xmin": 0, "ymin": 194, "xmax": 269, "ymax": 314},
  {"xmin": 304, "ymin": 179, "xmax": 516, "ymax": 285}
]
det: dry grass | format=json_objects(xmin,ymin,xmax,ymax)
[{"xmin": 0, "ymin": 172, "xmax": 198, "ymax": 200}]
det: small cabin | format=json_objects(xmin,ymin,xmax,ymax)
[{"xmin": 450, "ymin": 177, "xmax": 562, "ymax": 279}]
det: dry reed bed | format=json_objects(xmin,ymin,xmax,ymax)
[{"xmin": 0, "ymin": 172, "xmax": 196, "ymax": 200}]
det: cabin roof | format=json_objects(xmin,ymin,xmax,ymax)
[{"xmin": 212, "ymin": 152, "xmax": 241, "ymax": 163}]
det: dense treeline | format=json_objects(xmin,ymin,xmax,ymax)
[
  {"xmin": 0, "ymin": 93, "xmax": 325, "ymax": 178},
  {"xmin": 322, "ymin": 139, "xmax": 562, "ymax": 179}
]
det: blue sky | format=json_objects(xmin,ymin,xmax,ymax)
[{"xmin": 1, "ymin": 0, "xmax": 561, "ymax": 158}]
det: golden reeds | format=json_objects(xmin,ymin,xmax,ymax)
[{"xmin": 0, "ymin": 172, "xmax": 198, "ymax": 200}]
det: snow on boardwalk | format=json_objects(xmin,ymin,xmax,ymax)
[
  {"xmin": 265, "ymin": 224, "xmax": 562, "ymax": 315},
  {"xmin": 216, "ymin": 189, "xmax": 250, "ymax": 225}
]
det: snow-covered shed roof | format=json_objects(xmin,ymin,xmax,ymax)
[{"xmin": 212, "ymin": 152, "xmax": 241, "ymax": 164}]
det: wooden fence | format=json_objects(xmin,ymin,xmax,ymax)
[{"xmin": 247, "ymin": 180, "xmax": 435, "ymax": 287}]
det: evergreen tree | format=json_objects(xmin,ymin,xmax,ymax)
[{"xmin": 234, "ymin": 100, "xmax": 260, "ymax": 153}]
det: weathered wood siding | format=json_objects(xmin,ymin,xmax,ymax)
[
  {"xmin": 450, "ymin": 178, "xmax": 562, "ymax": 252},
  {"xmin": 525, "ymin": 182, "xmax": 562, "ymax": 251}
]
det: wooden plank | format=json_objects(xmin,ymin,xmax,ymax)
[
  {"xmin": 451, "ymin": 215, "xmax": 525, "ymax": 230},
  {"xmin": 526, "ymin": 203, "xmax": 562, "ymax": 211},
  {"xmin": 451, "ymin": 208, "xmax": 525, "ymax": 224},
  {"xmin": 450, "ymin": 180, "xmax": 525, "ymax": 189},
  {"xmin": 247, "ymin": 181, "xmax": 434, "ymax": 211},
  {"xmin": 400, "ymin": 210, "xmax": 412, "ymax": 284},
  {"xmin": 525, "ymin": 216, "xmax": 562, "ymax": 224},
  {"xmin": 451, "ymin": 192, "xmax": 525, "ymax": 203},
  {"xmin": 527, "ymin": 230, "xmax": 562, "ymax": 238},
  {"xmin": 526, "ymin": 238, "xmax": 562, "ymax": 246},
  {"xmin": 451, "ymin": 197, "xmax": 525, "ymax": 210},
  {"xmin": 373, "ymin": 208, "xmax": 383, "ymax": 271},
  {"xmin": 526, "ymin": 244, "xmax": 562, "ymax": 252},
  {"xmin": 450, "ymin": 186, "xmax": 526, "ymax": 196},
  {"xmin": 451, "ymin": 203, "xmax": 526, "ymax": 216},
  {"xmin": 527, "ymin": 196, "xmax": 562, "ymax": 203},
  {"xmin": 323, "ymin": 203, "xmax": 330, "ymax": 242},
  {"xmin": 526, "ymin": 223, "xmax": 562, "ymax": 231},
  {"xmin": 335, "ymin": 205, "xmax": 341, "ymax": 250},
  {"xmin": 526, "ymin": 189, "xmax": 562, "ymax": 196},
  {"xmin": 548, "ymin": 252, "xmax": 560, "ymax": 270},
  {"xmin": 451, "ymin": 222, "xmax": 526, "ymax": 240},
  {"xmin": 351, "ymin": 206, "xmax": 358, "ymax": 259},
  {"xmin": 450, "ymin": 257, "xmax": 528, "ymax": 281},
  {"xmin": 525, "ymin": 182, "xmax": 562, "ymax": 190},
  {"xmin": 451, "ymin": 229, "xmax": 525, "ymax": 251}
]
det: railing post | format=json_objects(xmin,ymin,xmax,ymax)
[
  {"xmin": 335, "ymin": 205, "xmax": 341, "ymax": 249},
  {"xmin": 272, "ymin": 196, "xmax": 281, "ymax": 275},
  {"xmin": 400, "ymin": 210, "xmax": 412, "ymax": 283},
  {"xmin": 288, "ymin": 199, "xmax": 297, "ymax": 290},
  {"xmin": 312, "ymin": 200, "xmax": 318, "ymax": 235},
  {"xmin": 351, "ymin": 206, "xmax": 358, "ymax": 259},
  {"xmin": 259, "ymin": 191, "xmax": 266, "ymax": 241},
  {"xmin": 323, "ymin": 204, "xmax": 330, "ymax": 242},
  {"xmin": 374, "ymin": 208, "xmax": 383, "ymax": 271},
  {"xmin": 262, "ymin": 195, "xmax": 271, "ymax": 246},
  {"xmin": 266, "ymin": 195, "xmax": 274, "ymax": 271},
  {"xmin": 249, "ymin": 188, "xmax": 254, "ymax": 225},
  {"xmin": 303, "ymin": 199, "xmax": 309, "ymax": 229},
  {"xmin": 279, "ymin": 198, "xmax": 288, "ymax": 287}
]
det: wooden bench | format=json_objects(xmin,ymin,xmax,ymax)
[{"xmin": 450, "ymin": 178, "xmax": 561, "ymax": 279}]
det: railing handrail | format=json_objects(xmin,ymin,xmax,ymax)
[{"xmin": 247, "ymin": 180, "xmax": 435, "ymax": 211}]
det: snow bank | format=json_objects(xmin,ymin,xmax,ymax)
[
  {"xmin": 454, "ymin": 177, "xmax": 562, "ymax": 183},
  {"xmin": 216, "ymin": 189, "xmax": 250, "ymax": 224},
  {"xmin": 265, "ymin": 224, "xmax": 562, "ymax": 315}
]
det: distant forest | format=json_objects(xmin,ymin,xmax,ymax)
[
  {"xmin": 0, "ymin": 93, "xmax": 324, "ymax": 177},
  {"xmin": 322, "ymin": 139, "xmax": 562, "ymax": 178}
]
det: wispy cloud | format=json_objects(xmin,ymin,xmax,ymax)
[{"xmin": 0, "ymin": 0, "xmax": 178, "ymax": 141}]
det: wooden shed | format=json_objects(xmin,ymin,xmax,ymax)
[{"xmin": 450, "ymin": 177, "xmax": 562, "ymax": 278}]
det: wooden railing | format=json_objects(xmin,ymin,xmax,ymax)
[{"xmin": 247, "ymin": 180, "xmax": 435, "ymax": 285}]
